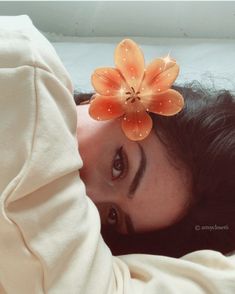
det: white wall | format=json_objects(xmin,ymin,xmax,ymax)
[{"xmin": 0, "ymin": 1, "xmax": 235, "ymax": 39}]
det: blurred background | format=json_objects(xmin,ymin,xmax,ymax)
[{"xmin": 0, "ymin": 1, "xmax": 235, "ymax": 39}]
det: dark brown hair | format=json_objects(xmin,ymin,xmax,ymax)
[{"xmin": 74, "ymin": 81, "xmax": 235, "ymax": 257}]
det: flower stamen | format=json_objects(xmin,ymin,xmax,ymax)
[{"xmin": 125, "ymin": 86, "xmax": 141, "ymax": 104}]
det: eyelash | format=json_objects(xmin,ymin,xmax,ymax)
[
  {"xmin": 111, "ymin": 146, "xmax": 128, "ymax": 181},
  {"xmin": 107, "ymin": 206, "xmax": 119, "ymax": 227}
]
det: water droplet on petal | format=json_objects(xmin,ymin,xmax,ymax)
[
  {"xmin": 139, "ymin": 133, "xmax": 143, "ymax": 137},
  {"xmin": 168, "ymin": 99, "xmax": 172, "ymax": 103}
]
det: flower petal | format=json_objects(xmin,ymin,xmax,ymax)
[
  {"xmin": 121, "ymin": 109, "xmax": 153, "ymax": 141},
  {"xmin": 147, "ymin": 89, "xmax": 184, "ymax": 116},
  {"xmin": 91, "ymin": 67, "xmax": 128, "ymax": 96},
  {"xmin": 141, "ymin": 57, "xmax": 179, "ymax": 95},
  {"xmin": 115, "ymin": 39, "xmax": 145, "ymax": 91},
  {"xmin": 89, "ymin": 95, "xmax": 125, "ymax": 120}
]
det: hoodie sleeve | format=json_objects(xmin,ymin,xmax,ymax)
[{"xmin": 0, "ymin": 15, "xmax": 234, "ymax": 294}]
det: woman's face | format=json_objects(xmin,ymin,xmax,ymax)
[{"xmin": 76, "ymin": 104, "xmax": 191, "ymax": 234}]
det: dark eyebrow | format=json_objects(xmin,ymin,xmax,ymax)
[{"xmin": 128, "ymin": 143, "xmax": 147, "ymax": 198}]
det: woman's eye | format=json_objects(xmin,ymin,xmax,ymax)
[
  {"xmin": 111, "ymin": 146, "xmax": 128, "ymax": 180},
  {"xmin": 107, "ymin": 207, "xmax": 119, "ymax": 226}
]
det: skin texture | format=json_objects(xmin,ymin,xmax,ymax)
[{"xmin": 76, "ymin": 104, "xmax": 192, "ymax": 235}]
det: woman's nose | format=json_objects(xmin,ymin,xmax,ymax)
[
  {"xmin": 83, "ymin": 170, "xmax": 117, "ymax": 203},
  {"xmin": 84, "ymin": 179, "xmax": 113, "ymax": 204},
  {"xmin": 93, "ymin": 202, "xmax": 110, "ymax": 225}
]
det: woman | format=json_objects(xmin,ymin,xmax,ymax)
[
  {"xmin": 2, "ymin": 17, "xmax": 235, "ymax": 293},
  {"xmin": 75, "ymin": 80, "xmax": 235, "ymax": 258}
]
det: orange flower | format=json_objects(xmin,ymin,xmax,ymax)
[{"xmin": 89, "ymin": 39, "xmax": 184, "ymax": 141}]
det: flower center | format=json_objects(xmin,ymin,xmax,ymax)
[{"xmin": 125, "ymin": 87, "xmax": 141, "ymax": 104}]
